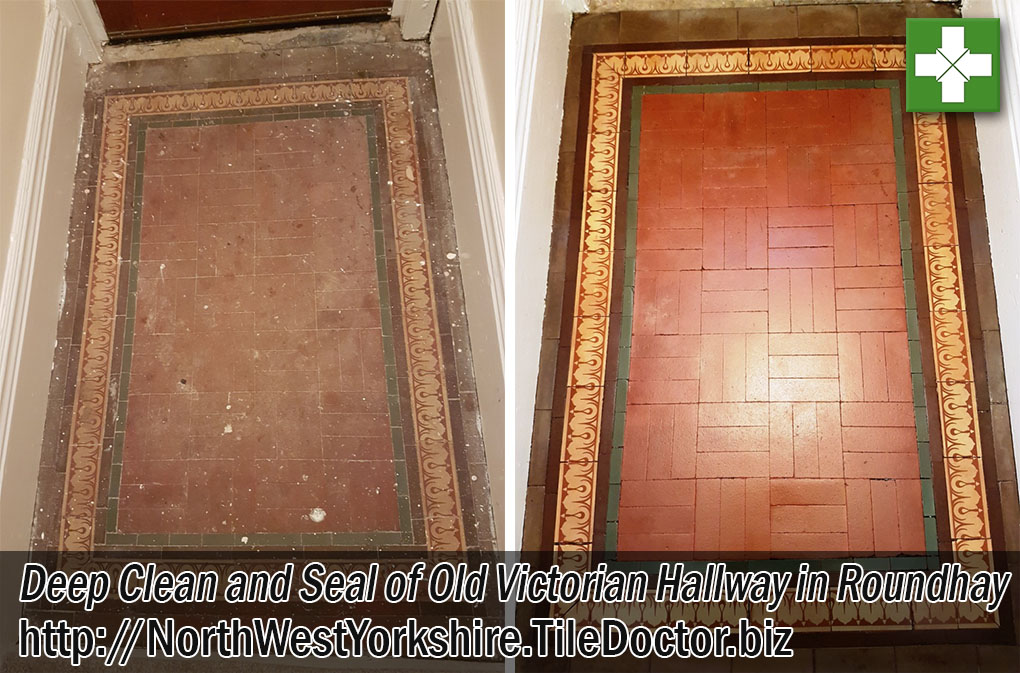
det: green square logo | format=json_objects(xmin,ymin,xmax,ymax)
[{"xmin": 906, "ymin": 18, "xmax": 1000, "ymax": 112}]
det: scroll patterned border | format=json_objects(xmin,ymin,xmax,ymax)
[
  {"xmin": 60, "ymin": 79, "xmax": 465, "ymax": 552},
  {"xmin": 553, "ymin": 45, "xmax": 996, "ymax": 630}
]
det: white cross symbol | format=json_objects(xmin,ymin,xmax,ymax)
[{"xmin": 915, "ymin": 26, "xmax": 992, "ymax": 103}]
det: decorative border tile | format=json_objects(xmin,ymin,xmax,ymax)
[
  {"xmin": 60, "ymin": 79, "xmax": 466, "ymax": 552},
  {"xmin": 99, "ymin": 106, "xmax": 416, "ymax": 548},
  {"xmin": 553, "ymin": 46, "xmax": 997, "ymax": 630}
]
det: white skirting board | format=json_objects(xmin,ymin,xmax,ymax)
[
  {"xmin": 431, "ymin": 0, "xmax": 506, "ymax": 545},
  {"xmin": 511, "ymin": 0, "xmax": 575, "ymax": 549},
  {"xmin": 964, "ymin": 0, "xmax": 1020, "ymax": 488},
  {"xmin": 0, "ymin": 0, "xmax": 95, "ymax": 550}
]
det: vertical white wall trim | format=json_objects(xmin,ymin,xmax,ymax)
[
  {"xmin": 432, "ymin": 0, "xmax": 506, "ymax": 545},
  {"xmin": 0, "ymin": 0, "xmax": 90, "ymax": 550},
  {"xmin": 0, "ymin": 10, "xmax": 68, "ymax": 538},
  {"xmin": 964, "ymin": 0, "xmax": 1020, "ymax": 485},
  {"xmin": 446, "ymin": 0, "xmax": 505, "ymax": 365},
  {"xmin": 55, "ymin": 0, "xmax": 105, "ymax": 63},
  {"xmin": 392, "ymin": 0, "xmax": 439, "ymax": 40},
  {"xmin": 512, "ymin": 0, "xmax": 575, "ymax": 548}
]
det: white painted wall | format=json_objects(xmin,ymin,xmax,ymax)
[
  {"xmin": 512, "ymin": 0, "xmax": 575, "ymax": 548},
  {"xmin": 964, "ymin": 0, "xmax": 1020, "ymax": 488},
  {"xmin": 0, "ymin": 0, "xmax": 98, "ymax": 550},
  {"xmin": 431, "ymin": 0, "xmax": 506, "ymax": 545},
  {"xmin": 0, "ymin": 0, "xmax": 47, "ymax": 283}
]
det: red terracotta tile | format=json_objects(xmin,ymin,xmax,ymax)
[
  {"xmin": 722, "ymin": 333, "xmax": 747, "ymax": 400},
  {"xmin": 630, "ymin": 356, "xmax": 700, "ymax": 381},
  {"xmin": 767, "ymin": 206, "xmax": 832, "ymax": 228},
  {"xmin": 698, "ymin": 426, "xmax": 769, "ymax": 452},
  {"xmin": 787, "ymin": 146, "xmax": 831, "ymax": 207},
  {"xmin": 770, "ymin": 378, "xmax": 840, "ymax": 402},
  {"xmin": 770, "ymin": 478, "xmax": 846, "ymax": 505},
  {"xmin": 636, "ymin": 249, "xmax": 703, "ymax": 271},
  {"xmin": 771, "ymin": 532, "xmax": 848, "ymax": 554},
  {"xmin": 621, "ymin": 406, "xmax": 652, "ymax": 482},
  {"xmin": 703, "ymin": 92, "xmax": 766, "ymax": 147},
  {"xmin": 884, "ymin": 332, "xmax": 913, "ymax": 402},
  {"xmin": 834, "ymin": 265, "xmax": 903, "ymax": 288},
  {"xmin": 845, "ymin": 479, "xmax": 876, "ymax": 553},
  {"xmin": 744, "ymin": 478, "xmax": 771, "ymax": 550},
  {"xmin": 638, "ymin": 207, "xmax": 704, "ymax": 230},
  {"xmin": 637, "ymin": 227, "xmax": 704, "ymax": 250},
  {"xmin": 843, "ymin": 452, "xmax": 919, "ymax": 479},
  {"xmin": 768, "ymin": 246, "xmax": 834, "ymax": 269},
  {"xmin": 841, "ymin": 427, "xmax": 917, "ymax": 453},
  {"xmin": 704, "ymin": 147, "xmax": 766, "ymax": 169},
  {"xmin": 831, "ymin": 182, "xmax": 896, "ymax": 205},
  {"xmin": 681, "ymin": 148, "xmax": 704, "ymax": 207},
  {"xmin": 830, "ymin": 163, "xmax": 896, "ymax": 186},
  {"xmin": 846, "ymin": 89, "xmax": 895, "ymax": 146},
  {"xmin": 769, "ymin": 333, "xmax": 837, "ymax": 355},
  {"xmin": 769, "ymin": 402, "xmax": 794, "ymax": 478},
  {"xmin": 619, "ymin": 506, "xmax": 695, "ymax": 535},
  {"xmin": 694, "ymin": 479, "xmax": 721, "ymax": 550},
  {"xmin": 699, "ymin": 334, "xmax": 724, "ymax": 402},
  {"xmin": 835, "ymin": 287, "xmax": 905, "ymax": 310},
  {"xmin": 699, "ymin": 402, "xmax": 769, "ymax": 427},
  {"xmin": 772, "ymin": 505, "xmax": 846, "ymax": 533},
  {"xmin": 792, "ymin": 402, "xmax": 819, "ymax": 477},
  {"xmin": 853, "ymin": 204, "xmax": 880, "ymax": 266},
  {"xmin": 645, "ymin": 405, "xmax": 677, "ymax": 478},
  {"xmin": 836, "ymin": 308, "xmax": 907, "ymax": 332},
  {"xmin": 627, "ymin": 378, "xmax": 700, "ymax": 405},
  {"xmin": 812, "ymin": 268, "xmax": 836, "ymax": 332},
  {"xmin": 832, "ymin": 205, "xmax": 857, "ymax": 267},
  {"xmin": 704, "ymin": 166, "xmax": 765, "ymax": 189},
  {"xmin": 701, "ymin": 289, "xmax": 767, "ymax": 313},
  {"xmin": 859, "ymin": 332, "xmax": 890, "ymax": 401},
  {"xmin": 841, "ymin": 402, "xmax": 915, "ymax": 427},
  {"xmin": 724, "ymin": 208, "xmax": 747, "ymax": 269},
  {"xmin": 895, "ymin": 479, "xmax": 925, "ymax": 551},
  {"xmin": 746, "ymin": 334, "xmax": 769, "ymax": 402},
  {"xmin": 702, "ymin": 269, "xmax": 768, "ymax": 291},
  {"xmin": 670, "ymin": 403, "xmax": 698, "ymax": 479},
  {"xmin": 701, "ymin": 311, "xmax": 767, "ymax": 334},
  {"xmin": 815, "ymin": 402, "xmax": 844, "ymax": 478},
  {"xmin": 789, "ymin": 268, "xmax": 814, "ymax": 333},
  {"xmin": 837, "ymin": 332, "xmax": 865, "ymax": 402},
  {"xmin": 746, "ymin": 207, "xmax": 768, "ymax": 268},
  {"xmin": 702, "ymin": 208, "xmax": 726, "ymax": 269},
  {"xmin": 631, "ymin": 334, "xmax": 701, "ymax": 359},
  {"xmin": 697, "ymin": 452, "xmax": 769, "ymax": 478},
  {"xmin": 830, "ymin": 143, "xmax": 895, "ymax": 166},
  {"xmin": 719, "ymin": 479, "xmax": 746, "ymax": 550},
  {"xmin": 877, "ymin": 203, "xmax": 901, "ymax": 266},
  {"xmin": 767, "ymin": 269, "xmax": 791, "ymax": 333},
  {"xmin": 769, "ymin": 355, "xmax": 839, "ymax": 379},
  {"xmin": 618, "ymin": 533, "xmax": 695, "ymax": 552},
  {"xmin": 769, "ymin": 226, "xmax": 833, "ymax": 249},
  {"xmin": 766, "ymin": 147, "xmax": 789, "ymax": 208},
  {"xmin": 870, "ymin": 480, "xmax": 900, "ymax": 551},
  {"xmin": 704, "ymin": 187, "xmax": 767, "ymax": 209}
]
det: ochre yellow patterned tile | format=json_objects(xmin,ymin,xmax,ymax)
[
  {"xmin": 687, "ymin": 48, "xmax": 748, "ymax": 76},
  {"xmin": 812, "ymin": 45, "xmax": 875, "ymax": 72},
  {"xmin": 749, "ymin": 46, "xmax": 810, "ymax": 73},
  {"xmin": 874, "ymin": 44, "xmax": 907, "ymax": 70}
]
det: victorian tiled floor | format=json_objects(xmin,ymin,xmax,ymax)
[
  {"xmin": 32, "ymin": 24, "xmax": 493, "ymax": 552},
  {"xmin": 615, "ymin": 87, "xmax": 926, "ymax": 555}
]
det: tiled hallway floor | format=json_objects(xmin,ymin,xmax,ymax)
[
  {"xmin": 615, "ymin": 86, "xmax": 927, "ymax": 555},
  {"xmin": 32, "ymin": 24, "xmax": 492, "ymax": 552}
]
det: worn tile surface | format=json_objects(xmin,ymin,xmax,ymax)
[{"xmin": 32, "ymin": 23, "xmax": 493, "ymax": 552}]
